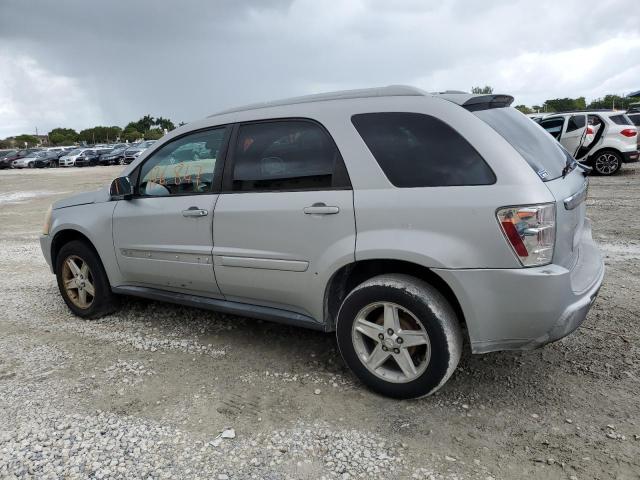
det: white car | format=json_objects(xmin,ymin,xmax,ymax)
[
  {"xmin": 538, "ymin": 111, "xmax": 639, "ymax": 175},
  {"xmin": 59, "ymin": 148, "xmax": 91, "ymax": 167}
]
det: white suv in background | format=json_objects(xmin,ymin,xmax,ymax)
[{"xmin": 538, "ymin": 111, "xmax": 639, "ymax": 175}]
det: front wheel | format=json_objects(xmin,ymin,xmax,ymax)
[
  {"xmin": 336, "ymin": 274, "xmax": 462, "ymax": 399},
  {"xmin": 28, "ymin": 162, "xmax": 34, "ymax": 168},
  {"xmin": 592, "ymin": 150, "xmax": 622, "ymax": 175},
  {"xmin": 55, "ymin": 240, "xmax": 118, "ymax": 318}
]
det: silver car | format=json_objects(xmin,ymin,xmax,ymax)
[{"xmin": 40, "ymin": 86, "xmax": 604, "ymax": 398}]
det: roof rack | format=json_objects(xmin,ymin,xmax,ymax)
[{"xmin": 210, "ymin": 85, "xmax": 427, "ymax": 116}]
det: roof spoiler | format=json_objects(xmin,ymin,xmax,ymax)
[{"xmin": 462, "ymin": 94, "xmax": 514, "ymax": 112}]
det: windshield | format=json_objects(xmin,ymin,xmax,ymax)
[
  {"xmin": 68, "ymin": 149, "xmax": 82, "ymax": 155},
  {"xmin": 474, "ymin": 107, "xmax": 568, "ymax": 181}
]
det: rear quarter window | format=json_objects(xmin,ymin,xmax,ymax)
[
  {"xmin": 474, "ymin": 107, "xmax": 568, "ymax": 181},
  {"xmin": 610, "ymin": 114, "xmax": 632, "ymax": 126},
  {"xmin": 628, "ymin": 114, "xmax": 640, "ymax": 126},
  {"xmin": 351, "ymin": 112, "xmax": 495, "ymax": 187}
]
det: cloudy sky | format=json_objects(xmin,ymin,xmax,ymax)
[{"xmin": 1, "ymin": 0, "xmax": 639, "ymax": 138}]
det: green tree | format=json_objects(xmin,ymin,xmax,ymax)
[
  {"xmin": 122, "ymin": 123, "xmax": 143, "ymax": 142},
  {"xmin": 514, "ymin": 105, "xmax": 533, "ymax": 114},
  {"xmin": 471, "ymin": 85, "xmax": 494, "ymax": 94},
  {"xmin": 543, "ymin": 97, "xmax": 586, "ymax": 112},
  {"xmin": 48, "ymin": 128, "xmax": 79, "ymax": 145},
  {"xmin": 144, "ymin": 128, "xmax": 164, "ymax": 140},
  {"xmin": 137, "ymin": 114, "xmax": 155, "ymax": 132},
  {"xmin": 14, "ymin": 134, "xmax": 39, "ymax": 147},
  {"xmin": 588, "ymin": 94, "xmax": 634, "ymax": 110},
  {"xmin": 154, "ymin": 116, "xmax": 175, "ymax": 131}
]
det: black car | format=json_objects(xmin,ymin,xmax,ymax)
[
  {"xmin": 0, "ymin": 150, "xmax": 18, "ymax": 169},
  {"xmin": 98, "ymin": 146, "xmax": 128, "ymax": 165},
  {"xmin": 74, "ymin": 149, "xmax": 100, "ymax": 167}
]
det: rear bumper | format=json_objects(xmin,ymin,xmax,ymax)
[
  {"xmin": 434, "ymin": 218, "xmax": 604, "ymax": 354},
  {"xmin": 622, "ymin": 150, "xmax": 639, "ymax": 163}
]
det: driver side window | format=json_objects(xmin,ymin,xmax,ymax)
[{"xmin": 138, "ymin": 127, "xmax": 228, "ymax": 196}]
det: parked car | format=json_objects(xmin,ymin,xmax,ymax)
[
  {"xmin": 98, "ymin": 146, "xmax": 128, "ymax": 165},
  {"xmin": 12, "ymin": 150, "xmax": 54, "ymax": 168},
  {"xmin": 3, "ymin": 148, "xmax": 43, "ymax": 167},
  {"xmin": 40, "ymin": 86, "xmax": 604, "ymax": 399},
  {"xmin": 122, "ymin": 140, "xmax": 156, "ymax": 164},
  {"xmin": 59, "ymin": 148, "xmax": 91, "ymax": 167},
  {"xmin": 74, "ymin": 150, "xmax": 101, "ymax": 167},
  {"xmin": 0, "ymin": 150, "xmax": 18, "ymax": 169},
  {"xmin": 538, "ymin": 111, "xmax": 639, "ymax": 175}
]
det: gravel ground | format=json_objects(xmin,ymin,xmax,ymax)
[{"xmin": 0, "ymin": 165, "xmax": 639, "ymax": 479}]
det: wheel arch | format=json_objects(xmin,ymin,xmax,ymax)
[
  {"xmin": 323, "ymin": 259, "xmax": 468, "ymax": 340},
  {"xmin": 51, "ymin": 229, "xmax": 103, "ymax": 273}
]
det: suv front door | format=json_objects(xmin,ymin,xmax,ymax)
[
  {"xmin": 112, "ymin": 127, "xmax": 230, "ymax": 296},
  {"xmin": 212, "ymin": 119, "xmax": 355, "ymax": 320}
]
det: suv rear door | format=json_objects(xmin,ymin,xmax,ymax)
[
  {"xmin": 540, "ymin": 114, "xmax": 588, "ymax": 157},
  {"xmin": 212, "ymin": 119, "xmax": 355, "ymax": 320}
]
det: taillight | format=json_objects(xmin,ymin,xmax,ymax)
[
  {"xmin": 620, "ymin": 129, "xmax": 637, "ymax": 137},
  {"xmin": 587, "ymin": 126, "xmax": 594, "ymax": 135},
  {"xmin": 496, "ymin": 204, "xmax": 556, "ymax": 267}
]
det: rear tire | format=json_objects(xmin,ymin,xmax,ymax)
[
  {"xmin": 336, "ymin": 274, "xmax": 462, "ymax": 399},
  {"xmin": 55, "ymin": 240, "xmax": 118, "ymax": 319},
  {"xmin": 592, "ymin": 150, "xmax": 622, "ymax": 176}
]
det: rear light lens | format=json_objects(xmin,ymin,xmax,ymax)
[
  {"xmin": 496, "ymin": 204, "xmax": 556, "ymax": 267},
  {"xmin": 620, "ymin": 129, "xmax": 637, "ymax": 137},
  {"xmin": 587, "ymin": 126, "xmax": 594, "ymax": 135}
]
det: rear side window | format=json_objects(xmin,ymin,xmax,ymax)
[
  {"xmin": 351, "ymin": 112, "xmax": 495, "ymax": 187},
  {"xmin": 566, "ymin": 115, "xmax": 586, "ymax": 132},
  {"xmin": 610, "ymin": 114, "xmax": 632, "ymax": 126},
  {"xmin": 231, "ymin": 120, "xmax": 348, "ymax": 192},
  {"xmin": 474, "ymin": 107, "xmax": 568, "ymax": 181},
  {"xmin": 539, "ymin": 117, "xmax": 564, "ymax": 139}
]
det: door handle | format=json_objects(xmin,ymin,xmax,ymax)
[
  {"xmin": 303, "ymin": 203, "xmax": 340, "ymax": 215},
  {"xmin": 182, "ymin": 207, "xmax": 208, "ymax": 217}
]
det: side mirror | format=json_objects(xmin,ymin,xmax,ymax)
[{"xmin": 110, "ymin": 176, "xmax": 133, "ymax": 200}]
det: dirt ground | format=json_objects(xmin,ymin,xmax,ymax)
[{"xmin": 0, "ymin": 165, "xmax": 638, "ymax": 480}]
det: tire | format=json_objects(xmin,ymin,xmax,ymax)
[
  {"xmin": 28, "ymin": 162, "xmax": 34, "ymax": 168},
  {"xmin": 118, "ymin": 158, "xmax": 125, "ymax": 165},
  {"xmin": 592, "ymin": 150, "xmax": 622, "ymax": 176},
  {"xmin": 336, "ymin": 274, "xmax": 462, "ymax": 399},
  {"xmin": 55, "ymin": 240, "xmax": 118, "ymax": 319}
]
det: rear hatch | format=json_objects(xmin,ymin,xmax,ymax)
[{"xmin": 472, "ymin": 105, "xmax": 587, "ymax": 269}]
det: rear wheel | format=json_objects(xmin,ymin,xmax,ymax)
[
  {"xmin": 592, "ymin": 150, "xmax": 622, "ymax": 175},
  {"xmin": 55, "ymin": 240, "xmax": 118, "ymax": 318},
  {"xmin": 118, "ymin": 158, "xmax": 125, "ymax": 165},
  {"xmin": 336, "ymin": 274, "xmax": 462, "ymax": 399},
  {"xmin": 28, "ymin": 162, "xmax": 34, "ymax": 168}
]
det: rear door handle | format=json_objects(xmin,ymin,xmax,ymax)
[
  {"xmin": 303, "ymin": 203, "xmax": 340, "ymax": 215},
  {"xmin": 182, "ymin": 206, "xmax": 209, "ymax": 217}
]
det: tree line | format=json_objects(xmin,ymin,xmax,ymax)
[{"xmin": 0, "ymin": 115, "xmax": 183, "ymax": 149}]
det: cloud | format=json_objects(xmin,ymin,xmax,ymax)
[
  {"xmin": 0, "ymin": 49, "xmax": 103, "ymax": 138},
  {"xmin": 0, "ymin": 0, "xmax": 638, "ymax": 137}
]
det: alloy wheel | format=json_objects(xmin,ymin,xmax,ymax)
[
  {"xmin": 61, "ymin": 255, "xmax": 95, "ymax": 309},
  {"xmin": 351, "ymin": 302, "xmax": 431, "ymax": 383},
  {"xmin": 595, "ymin": 153, "xmax": 619, "ymax": 175}
]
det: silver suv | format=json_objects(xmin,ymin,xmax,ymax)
[{"xmin": 40, "ymin": 86, "xmax": 604, "ymax": 398}]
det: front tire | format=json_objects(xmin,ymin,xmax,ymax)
[
  {"xmin": 592, "ymin": 150, "xmax": 622, "ymax": 176},
  {"xmin": 336, "ymin": 274, "xmax": 462, "ymax": 399},
  {"xmin": 55, "ymin": 240, "xmax": 118, "ymax": 318}
]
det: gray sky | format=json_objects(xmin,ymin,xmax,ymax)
[{"xmin": 1, "ymin": 0, "xmax": 638, "ymax": 138}]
